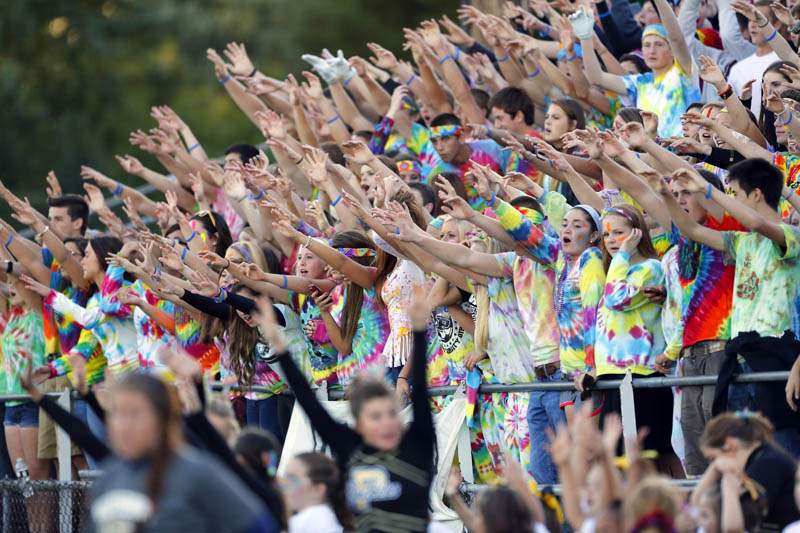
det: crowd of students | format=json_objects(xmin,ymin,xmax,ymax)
[{"xmin": 5, "ymin": 0, "xmax": 800, "ymax": 530}]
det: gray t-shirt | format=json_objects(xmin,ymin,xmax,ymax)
[{"xmin": 89, "ymin": 447, "xmax": 265, "ymax": 533}]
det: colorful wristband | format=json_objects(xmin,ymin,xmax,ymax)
[
  {"xmin": 326, "ymin": 115, "xmax": 340, "ymax": 124},
  {"xmin": 438, "ymin": 54, "xmax": 453, "ymax": 65},
  {"xmin": 331, "ymin": 194, "xmax": 342, "ymax": 207},
  {"xmin": 186, "ymin": 231, "xmax": 197, "ymax": 243},
  {"xmin": 405, "ymin": 73, "xmax": 418, "ymax": 85},
  {"xmin": 187, "ymin": 143, "xmax": 200, "ymax": 153},
  {"xmin": 528, "ymin": 67, "xmax": 541, "ymax": 78},
  {"xmin": 765, "ymin": 29, "xmax": 778, "ymax": 42},
  {"xmin": 281, "ymin": 275, "xmax": 288, "ymax": 289}
]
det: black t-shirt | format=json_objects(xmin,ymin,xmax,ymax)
[{"xmin": 745, "ymin": 443, "xmax": 800, "ymax": 529}]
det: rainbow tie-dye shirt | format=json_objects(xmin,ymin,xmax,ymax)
[
  {"xmin": 333, "ymin": 285, "xmax": 390, "ymax": 386},
  {"xmin": 595, "ymin": 254, "xmax": 666, "ymax": 376},
  {"xmin": 493, "ymin": 199, "xmax": 605, "ymax": 374}
]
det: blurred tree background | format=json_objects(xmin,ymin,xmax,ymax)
[{"xmin": 0, "ymin": 0, "xmax": 459, "ymax": 218}]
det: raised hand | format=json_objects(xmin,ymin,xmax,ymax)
[
  {"xmin": 223, "ymin": 42, "xmax": 257, "ymax": 77},
  {"xmin": 300, "ymin": 52, "xmax": 337, "ymax": 84},
  {"xmin": 771, "ymin": 2, "xmax": 796, "ymax": 26},
  {"xmin": 83, "ymin": 183, "xmax": 107, "ymax": 213},
  {"xmin": 115, "ymin": 154, "xmax": 144, "ymax": 175},
  {"xmin": 10, "ymin": 198, "xmax": 40, "ymax": 227},
  {"xmin": 300, "ymin": 71, "xmax": 325, "ymax": 100},
  {"xmin": 340, "ymin": 140, "xmax": 374, "ymax": 166},
  {"xmin": 419, "ymin": 19, "xmax": 447, "ymax": 52},
  {"xmin": 366, "ymin": 43, "xmax": 399, "ymax": 71},
  {"xmin": 302, "ymin": 145, "xmax": 330, "ymax": 187},
  {"xmin": 45, "ymin": 171, "xmax": 62, "ymax": 199},
  {"xmin": 640, "ymin": 111, "xmax": 659, "ymax": 138},
  {"xmin": 198, "ymin": 250, "xmax": 230, "ymax": 272},
  {"xmin": 19, "ymin": 274, "xmax": 51, "ymax": 298},
  {"xmin": 619, "ymin": 121, "xmax": 648, "ymax": 149},
  {"xmin": 439, "ymin": 15, "xmax": 475, "ymax": 47},
  {"xmin": 254, "ymin": 109, "xmax": 287, "ymax": 140},
  {"xmin": 387, "ymin": 85, "xmax": 411, "ymax": 118},
  {"xmin": 669, "ymin": 168, "xmax": 706, "ymax": 194},
  {"xmin": 698, "ymin": 55, "xmax": 726, "ymax": 89},
  {"xmin": 129, "ymin": 129, "xmax": 159, "ymax": 153},
  {"xmin": 569, "ymin": 6, "xmax": 595, "ymax": 39},
  {"xmin": 597, "ymin": 130, "xmax": 629, "ymax": 158},
  {"xmin": 187, "ymin": 269, "xmax": 220, "ymax": 297}
]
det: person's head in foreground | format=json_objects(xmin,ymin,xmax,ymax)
[{"xmin": 281, "ymin": 452, "xmax": 354, "ymax": 530}]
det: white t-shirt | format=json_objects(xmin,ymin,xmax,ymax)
[
  {"xmin": 784, "ymin": 521, "xmax": 800, "ymax": 532},
  {"xmin": 728, "ymin": 50, "xmax": 779, "ymax": 118},
  {"xmin": 288, "ymin": 505, "xmax": 343, "ymax": 533}
]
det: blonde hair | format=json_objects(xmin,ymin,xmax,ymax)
[
  {"xmin": 472, "ymin": 235, "xmax": 508, "ymax": 355},
  {"xmin": 624, "ymin": 475, "xmax": 681, "ymax": 532}
]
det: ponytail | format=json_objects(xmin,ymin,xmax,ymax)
[{"xmin": 296, "ymin": 452, "xmax": 354, "ymax": 531}]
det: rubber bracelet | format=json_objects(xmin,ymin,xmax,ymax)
[
  {"xmin": 488, "ymin": 191, "xmax": 497, "ymax": 207},
  {"xmin": 113, "ymin": 184, "xmax": 124, "ymax": 196},
  {"xmin": 528, "ymin": 67, "xmax": 541, "ymax": 78},
  {"xmin": 705, "ymin": 183, "xmax": 713, "ymax": 200},
  {"xmin": 248, "ymin": 68, "xmax": 257, "ymax": 77},
  {"xmin": 567, "ymin": 53, "xmax": 577, "ymax": 61},
  {"xmin": 343, "ymin": 75, "xmax": 353, "ymax": 87},
  {"xmin": 214, "ymin": 287, "xmax": 227, "ymax": 304},
  {"xmin": 248, "ymin": 190, "xmax": 266, "ymax": 201},
  {"xmin": 394, "ymin": 228, "xmax": 400, "ymax": 235},
  {"xmin": 281, "ymin": 275, "xmax": 288, "ymax": 289},
  {"xmin": 331, "ymin": 195, "xmax": 342, "ymax": 207},
  {"xmin": 599, "ymin": 10, "xmax": 611, "ymax": 18},
  {"xmin": 453, "ymin": 47, "xmax": 461, "ymax": 62},
  {"xmin": 496, "ymin": 54, "xmax": 510, "ymax": 63},
  {"xmin": 438, "ymin": 54, "xmax": 453, "ymax": 64},
  {"xmin": 765, "ymin": 29, "xmax": 778, "ymax": 42},
  {"xmin": 186, "ymin": 231, "xmax": 197, "ymax": 243},
  {"xmin": 5, "ymin": 261, "xmax": 12, "ymax": 274},
  {"xmin": 180, "ymin": 247, "xmax": 188, "ymax": 261},
  {"xmin": 4, "ymin": 234, "xmax": 13, "ymax": 249},
  {"xmin": 219, "ymin": 74, "xmax": 232, "ymax": 85},
  {"xmin": 326, "ymin": 115, "xmax": 340, "ymax": 124},
  {"xmin": 405, "ymin": 73, "xmax": 418, "ymax": 85},
  {"xmin": 187, "ymin": 143, "xmax": 200, "ymax": 153}
]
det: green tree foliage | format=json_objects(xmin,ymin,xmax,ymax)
[{"xmin": 0, "ymin": 0, "xmax": 457, "ymax": 214}]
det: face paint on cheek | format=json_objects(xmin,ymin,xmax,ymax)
[{"xmin": 604, "ymin": 222, "xmax": 612, "ymax": 233}]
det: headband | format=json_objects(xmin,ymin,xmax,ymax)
[
  {"xmin": 429, "ymin": 125, "xmax": 463, "ymax": 139},
  {"xmin": 603, "ymin": 206, "xmax": 636, "ymax": 224},
  {"xmin": 642, "ymin": 23, "xmax": 669, "ymax": 42},
  {"xmin": 574, "ymin": 204, "xmax": 601, "ymax": 232},
  {"xmin": 337, "ymin": 247, "xmax": 377, "ymax": 258},
  {"xmin": 396, "ymin": 159, "xmax": 421, "ymax": 175}
]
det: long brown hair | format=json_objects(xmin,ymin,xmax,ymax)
[
  {"xmin": 225, "ymin": 285, "xmax": 261, "ymax": 386},
  {"xmin": 700, "ymin": 412, "xmax": 774, "ymax": 450},
  {"xmin": 329, "ymin": 231, "xmax": 380, "ymax": 347},
  {"xmin": 113, "ymin": 373, "xmax": 182, "ymax": 508},
  {"xmin": 601, "ymin": 204, "xmax": 657, "ymax": 271}
]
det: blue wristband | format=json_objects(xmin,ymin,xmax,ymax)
[
  {"xmin": 438, "ymin": 54, "xmax": 453, "ymax": 65},
  {"xmin": 186, "ymin": 231, "xmax": 197, "ymax": 243},
  {"xmin": 405, "ymin": 73, "xmax": 418, "ymax": 85},
  {"xmin": 326, "ymin": 115, "xmax": 340, "ymax": 124},
  {"xmin": 528, "ymin": 67, "xmax": 541, "ymax": 78},
  {"xmin": 3, "ymin": 234, "xmax": 12, "ymax": 249},
  {"xmin": 496, "ymin": 54, "xmax": 510, "ymax": 63},
  {"xmin": 765, "ymin": 29, "xmax": 778, "ymax": 42},
  {"xmin": 187, "ymin": 143, "xmax": 200, "ymax": 153},
  {"xmin": 248, "ymin": 190, "xmax": 266, "ymax": 201},
  {"xmin": 343, "ymin": 75, "xmax": 353, "ymax": 87},
  {"xmin": 705, "ymin": 183, "xmax": 713, "ymax": 200},
  {"xmin": 281, "ymin": 275, "xmax": 288, "ymax": 289},
  {"xmin": 113, "ymin": 183, "xmax": 124, "ymax": 196},
  {"xmin": 488, "ymin": 191, "xmax": 497, "ymax": 207},
  {"xmin": 180, "ymin": 247, "xmax": 188, "ymax": 262},
  {"xmin": 331, "ymin": 194, "xmax": 342, "ymax": 207},
  {"xmin": 453, "ymin": 47, "xmax": 461, "ymax": 62},
  {"xmin": 219, "ymin": 74, "xmax": 232, "ymax": 85},
  {"xmin": 213, "ymin": 287, "xmax": 227, "ymax": 304}
]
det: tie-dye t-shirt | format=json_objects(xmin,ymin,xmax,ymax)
[
  {"xmin": 130, "ymin": 280, "xmax": 176, "ymax": 371},
  {"xmin": 173, "ymin": 307, "xmax": 220, "ymax": 374},
  {"xmin": 469, "ymin": 276, "xmax": 537, "ymax": 384},
  {"xmin": 292, "ymin": 291, "xmax": 339, "ymax": 387},
  {"xmin": 407, "ymin": 123, "xmax": 534, "ymax": 211},
  {"xmin": 495, "ymin": 253, "xmax": 560, "ymax": 367},
  {"xmin": 722, "ymin": 224, "xmax": 800, "ymax": 337},
  {"xmin": 41, "ymin": 248, "xmax": 88, "ymax": 356},
  {"xmin": 46, "ymin": 265, "xmax": 138, "ymax": 376},
  {"xmin": 595, "ymin": 254, "xmax": 666, "ymax": 376},
  {"xmin": 332, "ymin": 285, "xmax": 390, "ymax": 386},
  {"xmin": 493, "ymin": 199, "xmax": 605, "ymax": 374},
  {"xmin": 431, "ymin": 291, "xmax": 477, "ymax": 385},
  {"xmin": 661, "ymin": 246, "xmax": 684, "ymax": 361},
  {"xmin": 2, "ymin": 308, "xmax": 46, "ymax": 406},
  {"xmin": 771, "ymin": 152, "xmax": 800, "ymax": 219},
  {"xmin": 622, "ymin": 61, "xmax": 701, "ymax": 138},
  {"xmin": 671, "ymin": 213, "xmax": 745, "ymax": 349}
]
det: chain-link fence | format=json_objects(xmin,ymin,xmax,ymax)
[{"xmin": 0, "ymin": 480, "xmax": 90, "ymax": 533}]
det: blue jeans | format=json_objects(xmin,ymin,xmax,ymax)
[
  {"xmin": 3, "ymin": 402, "xmax": 39, "ymax": 427},
  {"xmin": 527, "ymin": 368, "xmax": 567, "ymax": 485},
  {"xmin": 246, "ymin": 397, "xmax": 283, "ymax": 442}
]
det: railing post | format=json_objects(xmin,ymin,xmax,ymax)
[
  {"xmin": 620, "ymin": 369, "xmax": 637, "ymax": 454},
  {"xmin": 56, "ymin": 390, "xmax": 73, "ymax": 533}
]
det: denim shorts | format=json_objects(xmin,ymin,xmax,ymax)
[{"xmin": 4, "ymin": 402, "xmax": 39, "ymax": 428}]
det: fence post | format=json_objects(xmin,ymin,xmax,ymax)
[
  {"xmin": 620, "ymin": 369, "xmax": 637, "ymax": 454},
  {"xmin": 56, "ymin": 390, "xmax": 73, "ymax": 533}
]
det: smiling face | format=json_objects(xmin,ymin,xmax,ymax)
[
  {"xmin": 561, "ymin": 208, "xmax": 598, "ymax": 256},
  {"xmin": 641, "ymin": 34, "xmax": 673, "ymax": 71},
  {"xmin": 543, "ymin": 104, "xmax": 574, "ymax": 144},
  {"xmin": 602, "ymin": 214, "xmax": 632, "ymax": 256}
]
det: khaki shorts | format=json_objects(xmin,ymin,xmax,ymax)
[{"xmin": 37, "ymin": 377, "xmax": 81, "ymax": 459}]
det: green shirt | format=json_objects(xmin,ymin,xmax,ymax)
[{"xmin": 2, "ymin": 309, "xmax": 46, "ymax": 406}]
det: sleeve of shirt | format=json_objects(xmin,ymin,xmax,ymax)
[
  {"xmin": 603, "ymin": 254, "xmax": 663, "ymax": 311},
  {"xmin": 722, "ymin": 230, "xmax": 743, "ymax": 266},
  {"xmin": 493, "ymin": 198, "xmax": 560, "ymax": 265},
  {"xmin": 778, "ymin": 223, "xmax": 800, "ymax": 260},
  {"xmin": 542, "ymin": 191, "xmax": 570, "ymax": 231},
  {"xmin": 46, "ymin": 291, "xmax": 104, "ymax": 330},
  {"xmin": 47, "ymin": 328, "xmax": 102, "ymax": 378},
  {"xmin": 97, "ymin": 265, "xmax": 133, "ymax": 318},
  {"xmin": 718, "ymin": 0, "xmax": 757, "ymax": 60},
  {"xmin": 622, "ymin": 73, "xmax": 643, "ymax": 103},
  {"xmin": 579, "ymin": 248, "xmax": 606, "ymax": 370}
]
